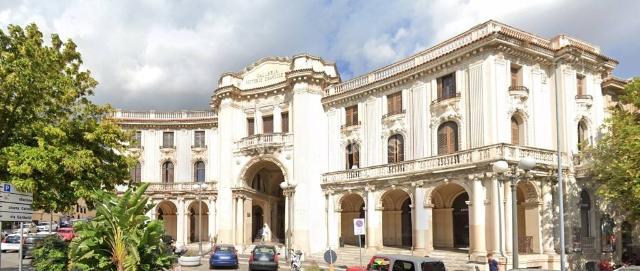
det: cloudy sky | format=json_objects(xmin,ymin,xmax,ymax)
[{"xmin": 1, "ymin": 0, "xmax": 638, "ymax": 110}]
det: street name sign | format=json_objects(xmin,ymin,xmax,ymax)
[{"xmin": 0, "ymin": 183, "xmax": 33, "ymax": 222}]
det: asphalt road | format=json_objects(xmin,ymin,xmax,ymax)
[{"xmin": 0, "ymin": 251, "xmax": 32, "ymax": 271}]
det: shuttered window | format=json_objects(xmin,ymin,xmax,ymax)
[
  {"xmin": 437, "ymin": 73, "xmax": 456, "ymax": 100},
  {"xmin": 437, "ymin": 122, "xmax": 458, "ymax": 155},
  {"xmin": 387, "ymin": 134, "xmax": 404, "ymax": 163},
  {"xmin": 263, "ymin": 115, "xmax": 274, "ymax": 134},
  {"xmin": 194, "ymin": 131, "xmax": 205, "ymax": 147},
  {"xmin": 577, "ymin": 75, "xmax": 585, "ymax": 96},
  {"xmin": 346, "ymin": 143, "xmax": 360, "ymax": 169},
  {"xmin": 511, "ymin": 67, "xmax": 520, "ymax": 86},
  {"xmin": 247, "ymin": 118, "xmax": 255, "ymax": 136},
  {"xmin": 162, "ymin": 162, "xmax": 174, "ymax": 183},
  {"xmin": 162, "ymin": 132, "xmax": 174, "ymax": 148},
  {"xmin": 281, "ymin": 112, "xmax": 289, "ymax": 133},
  {"xmin": 345, "ymin": 105, "xmax": 358, "ymax": 126},
  {"xmin": 387, "ymin": 92, "xmax": 402, "ymax": 115},
  {"xmin": 511, "ymin": 116, "xmax": 522, "ymax": 145}
]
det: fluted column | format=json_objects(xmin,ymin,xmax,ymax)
[
  {"xmin": 424, "ymin": 203, "xmax": 434, "ymax": 254},
  {"xmin": 176, "ymin": 197, "xmax": 186, "ymax": 247},
  {"xmin": 470, "ymin": 175, "xmax": 487, "ymax": 260},
  {"xmin": 504, "ymin": 178, "xmax": 513, "ymax": 255},
  {"xmin": 412, "ymin": 182, "xmax": 426, "ymax": 255},
  {"xmin": 489, "ymin": 176, "xmax": 501, "ymax": 255},
  {"xmin": 366, "ymin": 185, "xmax": 382, "ymax": 252},
  {"xmin": 235, "ymin": 195, "xmax": 245, "ymax": 246},
  {"xmin": 542, "ymin": 179, "xmax": 555, "ymax": 254},
  {"xmin": 208, "ymin": 196, "xmax": 217, "ymax": 243}
]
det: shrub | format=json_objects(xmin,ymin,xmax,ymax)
[{"xmin": 31, "ymin": 235, "xmax": 68, "ymax": 271}]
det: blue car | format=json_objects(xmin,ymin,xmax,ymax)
[{"xmin": 209, "ymin": 244, "xmax": 239, "ymax": 269}]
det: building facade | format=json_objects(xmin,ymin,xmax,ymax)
[{"xmin": 111, "ymin": 21, "xmax": 633, "ymax": 270}]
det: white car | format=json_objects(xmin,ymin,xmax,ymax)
[
  {"xmin": 1, "ymin": 234, "xmax": 21, "ymax": 252},
  {"xmin": 36, "ymin": 222, "xmax": 58, "ymax": 232},
  {"xmin": 12, "ymin": 223, "xmax": 36, "ymax": 234}
]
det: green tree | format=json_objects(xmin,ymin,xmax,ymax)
[
  {"xmin": 0, "ymin": 23, "xmax": 133, "ymax": 212},
  {"xmin": 590, "ymin": 78, "xmax": 640, "ymax": 218},
  {"xmin": 68, "ymin": 183, "xmax": 174, "ymax": 271},
  {"xmin": 32, "ymin": 235, "xmax": 69, "ymax": 271}
]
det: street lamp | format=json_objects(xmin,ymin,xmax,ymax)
[
  {"xmin": 492, "ymin": 157, "xmax": 536, "ymax": 269},
  {"xmin": 279, "ymin": 181, "xmax": 290, "ymax": 261},
  {"xmin": 195, "ymin": 182, "xmax": 208, "ymax": 255}
]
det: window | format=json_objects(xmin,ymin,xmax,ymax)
[
  {"xmin": 578, "ymin": 120, "xmax": 588, "ymax": 150},
  {"xmin": 194, "ymin": 131, "xmax": 205, "ymax": 147},
  {"xmin": 162, "ymin": 132, "xmax": 174, "ymax": 148},
  {"xmin": 247, "ymin": 118, "xmax": 255, "ymax": 136},
  {"xmin": 580, "ymin": 190, "xmax": 591, "ymax": 238},
  {"xmin": 511, "ymin": 116, "xmax": 523, "ymax": 145},
  {"xmin": 436, "ymin": 73, "xmax": 456, "ymax": 100},
  {"xmin": 345, "ymin": 105, "xmax": 358, "ymax": 126},
  {"xmin": 281, "ymin": 112, "xmax": 289, "ymax": 133},
  {"xmin": 421, "ymin": 261, "xmax": 445, "ymax": 271},
  {"xmin": 387, "ymin": 134, "xmax": 404, "ymax": 163},
  {"xmin": 194, "ymin": 161, "xmax": 205, "ymax": 182},
  {"xmin": 511, "ymin": 66, "xmax": 521, "ymax": 87},
  {"xmin": 577, "ymin": 75, "xmax": 585, "ymax": 96},
  {"xmin": 162, "ymin": 161, "xmax": 174, "ymax": 183},
  {"xmin": 601, "ymin": 215, "xmax": 615, "ymax": 252},
  {"xmin": 392, "ymin": 260, "xmax": 415, "ymax": 271},
  {"xmin": 437, "ymin": 122, "xmax": 458, "ymax": 155},
  {"xmin": 263, "ymin": 115, "xmax": 274, "ymax": 134},
  {"xmin": 345, "ymin": 143, "xmax": 360, "ymax": 169},
  {"xmin": 130, "ymin": 162, "xmax": 141, "ymax": 183},
  {"xmin": 132, "ymin": 131, "xmax": 142, "ymax": 148},
  {"xmin": 387, "ymin": 92, "xmax": 403, "ymax": 115}
]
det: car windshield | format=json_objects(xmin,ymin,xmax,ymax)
[
  {"xmin": 421, "ymin": 261, "xmax": 445, "ymax": 271},
  {"xmin": 216, "ymin": 246, "xmax": 234, "ymax": 252},
  {"xmin": 5, "ymin": 236, "xmax": 19, "ymax": 243},
  {"xmin": 254, "ymin": 247, "xmax": 275, "ymax": 255},
  {"xmin": 25, "ymin": 237, "xmax": 44, "ymax": 244},
  {"xmin": 58, "ymin": 229, "xmax": 71, "ymax": 233}
]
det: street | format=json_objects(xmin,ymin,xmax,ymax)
[{"xmin": 0, "ymin": 251, "xmax": 32, "ymax": 271}]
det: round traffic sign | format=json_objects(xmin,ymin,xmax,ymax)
[{"xmin": 324, "ymin": 249, "xmax": 337, "ymax": 264}]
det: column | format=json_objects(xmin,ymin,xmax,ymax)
[
  {"xmin": 504, "ymin": 178, "xmax": 513, "ymax": 255},
  {"xmin": 208, "ymin": 196, "xmax": 217, "ymax": 243},
  {"xmin": 327, "ymin": 192, "xmax": 339, "ymax": 248},
  {"xmin": 235, "ymin": 195, "xmax": 244, "ymax": 246},
  {"xmin": 424, "ymin": 203, "xmax": 434, "ymax": 254},
  {"xmin": 413, "ymin": 183, "xmax": 426, "ymax": 255},
  {"xmin": 470, "ymin": 176, "xmax": 487, "ymax": 260},
  {"xmin": 366, "ymin": 186, "xmax": 382, "ymax": 251},
  {"xmin": 541, "ymin": 179, "xmax": 555, "ymax": 254},
  {"xmin": 176, "ymin": 197, "xmax": 186, "ymax": 247},
  {"xmin": 489, "ymin": 176, "xmax": 501, "ymax": 255}
]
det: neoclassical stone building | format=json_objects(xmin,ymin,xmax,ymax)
[{"xmin": 111, "ymin": 21, "xmax": 633, "ymax": 270}]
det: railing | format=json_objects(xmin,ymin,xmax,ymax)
[
  {"xmin": 341, "ymin": 121, "xmax": 362, "ymax": 130},
  {"xmin": 575, "ymin": 94, "xmax": 593, "ymax": 100},
  {"xmin": 581, "ymin": 236, "xmax": 596, "ymax": 251},
  {"xmin": 382, "ymin": 109, "xmax": 406, "ymax": 120},
  {"xmin": 519, "ymin": 236, "xmax": 533, "ymax": 254},
  {"xmin": 111, "ymin": 110, "xmax": 216, "ymax": 120},
  {"xmin": 235, "ymin": 133, "xmax": 293, "ymax": 150},
  {"xmin": 508, "ymin": 85, "xmax": 529, "ymax": 94},
  {"xmin": 146, "ymin": 181, "xmax": 217, "ymax": 193},
  {"xmin": 431, "ymin": 93, "xmax": 461, "ymax": 105},
  {"xmin": 159, "ymin": 145, "xmax": 175, "ymax": 149},
  {"xmin": 322, "ymin": 143, "xmax": 567, "ymax": 183}
]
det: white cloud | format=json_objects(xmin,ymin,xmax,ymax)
[{"xmin": 0, "ymin": 0, "xmax": 637, "ymax": 110}]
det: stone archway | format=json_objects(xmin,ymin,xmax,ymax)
[
  {"xmin": 242, "ymin": 160, "xmax": 286, "ymax": 244},
  {"xmin": 188, "ymin": 200, "xmax": 209, "ymax": 244},
  {"xmin": 430, "ymin": 182, "xmax": 470, "ymax": 249},
  {"xmin": 340, "ymin": 193, "xmax": 365, "ymax": 246},
  {"xmin": 516, "ymin": 181, "xmax": 541, "ymax": 254},
  {"xmin": 156, "ymin": 201, "xmax": 178, "ymax": 241},
  {"xmin": 381, "ymin": 189, "xmax": 412, "ymax": 248}
]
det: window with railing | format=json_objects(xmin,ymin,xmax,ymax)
[
  {"xmin": 388, "ymin": 134, "xmax": 404, "ymax": 163},
  {"xmin": 437, "ymin": 73, "xmax": 456, "ymax": 100},
  {"xmin": 263, "ymin": 115, "xmax": 274, "ymax": 134},
  {"xmin": 281, "ymin": 112, "xmax": 289, "ymax": 133},
  {"xmin": 345, "ymin": 105, "xmax": 358, "ymax": 127},
  {"xmin": 194, "ymin": 131, "xmax": 205, "ymax": 147},
  {"xmin": 162, "ymin": 161, "xmax": 174, "ymax": 183},
  {"xmin": 162, "ymin": 132, "xmax": 174, "ymax": 148},
  {"xmin": 511, "ymin": 65, "xmax": 522, "ymax": 87},
  {"xmin": 346, "ymin": 143, "xmax": 360, "ymax": 169},
  {"xmin": 247, "ymin": 118, "xmax": 255, "ymax": 136},
  {"xmin": 387, "ymin": 92, "xmax": 403, "ymax": 116}
]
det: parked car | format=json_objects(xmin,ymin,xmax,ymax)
[
  {"xmin": 59, "ymin": 220, "xmax": 71, "ymax": 228},
  {"xmin": 12, "ymin": 223, "xmax": 36, "ymax": 234},
  {"xmin": 57, "ymin": 227, "xmax": 75, "ymax": 241},
  {"xmin": 364, "ymin": 254, "xmax": 446, "ymax": 271},
  {"xmin": 1, "ymin": 234, "xmax": 21, "ymax": 252},
  {"xmin": 36, "ymin": 222, "xmax": 58, "ymax": 232},
  {"xmin": 22, "ymin": 235, "xmax": 46, "ymax": 259},
  {"xmin": 209, "ymin": 244, "xmax": 239, "ymax": 269},
  {"xmin": 248, "ymin": 245, "xmax": 279, "ymax": 271}
]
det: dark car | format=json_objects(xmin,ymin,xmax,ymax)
[
  {"xmin": 22, "ymin": 235, "xmax": 46, "ymax": 259},
  {"xmin": 209, "ymin": 244, "xmax": 239, "ymax": 269},
  {"xmin": 249, "ymin": 245, "xmax": 279, "ymax": 271}
]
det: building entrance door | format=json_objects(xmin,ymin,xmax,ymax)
[{"xmin": 452, "ymin": 193, "xmax": 469, "ymax": 248}]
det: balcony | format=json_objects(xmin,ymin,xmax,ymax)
[
  {"xmin": 509, "ymin": 85, "xmax": 529, "ymax": 101},
  {"xmin": 431, "ymin": 93, "xmax": 461, "ymax": 105},
  {"xmin": 576, "ymin": 94, "xmax": 593, "ymax": 107},
  {"xmin": 341, "ymin": 121, "xmax": 361, "ymax": 132},
  {"xmin": 145, "ymin": 181, "xmax": 217, "ymax": 194},
  {"xmin": 382, "ymin": 109, "xmax": 406, "ymax": 120},
  {"xmin": 235, "ymin": 133, "xmax": 293, "ymax": 155},
  {"xmin": 322, "ymin": 143, "xmax": 568, "ymax": 184}
]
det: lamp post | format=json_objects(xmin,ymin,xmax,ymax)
[
  {"xmin": 280, "ymin": 181, "xmax": 290, "ymax": 260},
  {"xmin": 492, "ymin": 157, "xmax": 536, "ymax": 269},
  {"xmin": 196, "ymin": 182, "xmax": 208, "ymax": 256}
]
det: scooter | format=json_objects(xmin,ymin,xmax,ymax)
[{"xmin": 290, "ymin": 249, "xmax": 303, "ymax": 271}]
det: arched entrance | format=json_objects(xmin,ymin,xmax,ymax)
[
  {"xmin": 340, "ymin": 193, "xmax": 365, "ymax": 246},
  {"xmin": 156, "ymin": 201, "xmax": 177, "ymax": 241},
  {"xmin": 431, "ymin": 183, "xmax": 469, "ymax": 249},
  {"xmin": 516, "ymin": 181, "xmax": 542, "ymax": 254},
  {"xmin": 188, "ymin": 200, "xmax": 209, "ymax": 243},
  {"xmin": 382, "ymin": 189, "xmax": 412, "ymax": 247},
  {"xmin": 243, "ymin": 160, "xmax": 286, "ymax": 243}
]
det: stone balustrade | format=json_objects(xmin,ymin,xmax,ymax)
[
  {"xmin": 145, "ymin": 181, "xmax": 217, "ymax": 193},
  {"xmin": 235, "ymin": 133, "xmax": 293, "ymax": 151},
  {"xmin": 111, "ymin": 110, "xmax": 216, "ymax": 120},
  {"xmin": 322, "ymin": 143, "xmax": 568, "ymax": 183}
]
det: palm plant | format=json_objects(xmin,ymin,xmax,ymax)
[{"xmin": 68, "ymin": 183, "xmax": 174, "ymax": 271}]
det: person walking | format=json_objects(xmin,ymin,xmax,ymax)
[
  {"xmin": 261, "ymin": 223, "xmax": 271, "ymax": 243},
  {"xmin": 488, "ymin": 253, "xmax": 499, "ymax": 271}
]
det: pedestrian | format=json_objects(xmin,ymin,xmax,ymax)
[
  {"xmin": 261, "ymin": 223, "xmax": 271, "ymax": 243},
  {"xmin": 488, "ymin": 253, "xmax": 499, "ymax": 271}
]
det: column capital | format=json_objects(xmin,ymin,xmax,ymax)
[
  {"xmin": 365, "ymin": 183, "xmax": 376, "ymax": 192},
  {"xmin": 411, "ymin": 181, "xmax": 424, "ymax": 188}
]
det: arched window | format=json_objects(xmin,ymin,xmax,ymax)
[
  {"xmin": 511, "ymin": 115, "xmax": 524, "ymax": 145},
  {"xmin": 194, "ymin": 161, "xmax": 205, "ymax": 182},
  {"xmin": 130, "ymin": 162, "xmax": 141, "ymax": 183},
  {"xmin": 346, "ymin": 143, "xmax": 360, "ymax": 169},
  {"xmin": 580, "ymin": 189, "xmax": 591, "ymax": 238},
  {"xmin": 162, "ymin": 162, "xmax": 174, "ymax": 183},
  {"xmin": 578, "ymin": 120, "xmax": 588, "ymax": 150},
  {"xmin": 437, "ymin": 121, "xmax": 458, "ymax": 155},
  {"xmin": 388, "ymin": 134, "xmax": 404, "ymax": 163}
]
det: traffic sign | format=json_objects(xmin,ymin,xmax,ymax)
[
  {"xmin": 0, "ymin": 211, "xmax": 32, "ymax": 222},
  {"xmin": 353, "ymin": 218, "xmax": 365, "ymax": 235},
  {"xmin": 0, "ymin": 183, "xmax": 33, "ymax": 222},
  {"xmin": 1, "ymin": 183, "xmax": 30, "ymax": 195},
  {"xmin": 0, "ymin": 193, "xmax": 33, "ymax": 204},
  {"xmin": 324, "ymin": 249, "xmax": 337, "ymax": 264},
  {"xmin": 0, "ymin": 202, "xmax": 33, "ymax": 213}
]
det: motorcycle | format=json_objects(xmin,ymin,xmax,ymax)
[{"xmin": 290, "ymin": 249, "xmax": 303, "ymax": 271}]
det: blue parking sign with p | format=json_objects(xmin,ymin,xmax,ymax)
[{"xmin": 3, "ymin": 184, "xmax": 11, "ymax": 192}]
